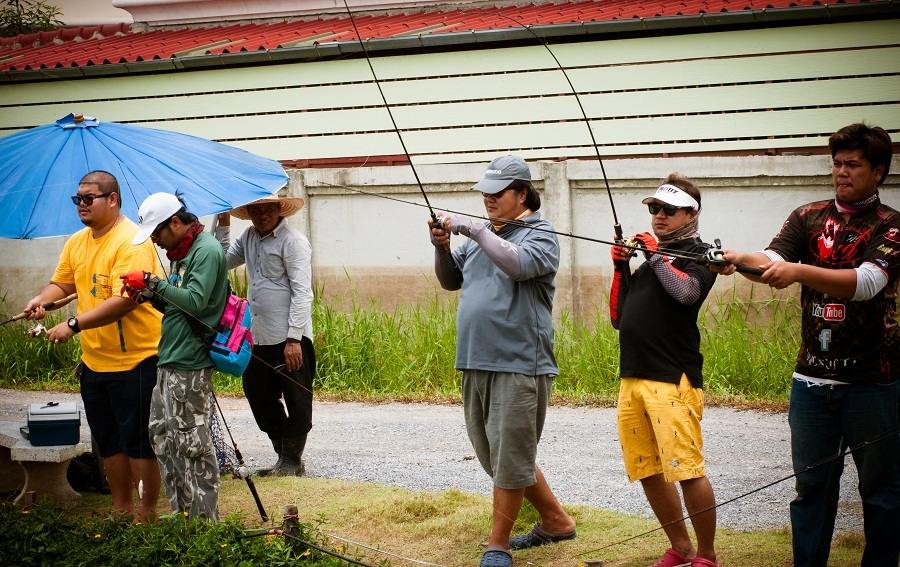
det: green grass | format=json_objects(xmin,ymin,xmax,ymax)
[
  {"xmin": 11, "ymin": 476, "xmax": 865, "ymax": 567},
  {"xmin": 0, "ymin": 288, "xmax": 801, "ymax": 406}
]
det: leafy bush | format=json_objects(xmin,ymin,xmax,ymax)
[
  {"xmin": 0, "ymin": 503, "xmax": 353, "ymax": 566},
  {"xmin": 0, "ymin": 0, "xmax": 62, "ymax": 37}
]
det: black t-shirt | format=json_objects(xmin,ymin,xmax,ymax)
[
  {"xmin": 618, "ymin": 238, "xmax": 717, "ymax": 388},
  {"xmin": 767, "ymin": 199, "xmax": 900, "ymax": 383}
]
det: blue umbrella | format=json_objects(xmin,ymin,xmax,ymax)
[{"xmin": 0, "ymin": 113, "xmax": 288, "ymax": 239}]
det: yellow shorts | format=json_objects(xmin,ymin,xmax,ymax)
[{"xmin": 617, "ymin": 375, "xmax": 705, "ymax": 483}]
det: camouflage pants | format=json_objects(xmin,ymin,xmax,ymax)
[{"xmin": 149, "ymin": 366, "xmax": 219, "ymax": 520}]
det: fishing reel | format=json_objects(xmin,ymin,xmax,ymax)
[
  {"xmin": 26, "ymin": 323, "xmax": 47, "ymax": 338},
  {"xmin": 705, "ymin": 238, "xmax": 728, "ymax": 266}
]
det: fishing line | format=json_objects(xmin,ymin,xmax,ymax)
[
  {"xmin": 318, "ymin": 179, "xmax": 740, "ymax": 266},
  {"xmin": 340, "ymin": 0, "xmax": 440, "ymax": 229},
  {"xmin": 319, "ymin": 531, "xmax": 448, "ymax": 566},
  {"xmin": 575, "ymin": 427, "xmax": 899, "ymax": 559},
  {"xmin": 238, "ymin": 527, "xmax": 376, "ymax": 566}
]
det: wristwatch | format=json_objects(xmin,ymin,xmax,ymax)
[{"xmin": 67, "ymin": 316, "xmax": 80, "ymax": 333}]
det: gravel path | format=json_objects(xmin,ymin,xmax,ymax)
[{"xmin": 0, "ymin": 389, "xmax": 862, "ymax": 532}]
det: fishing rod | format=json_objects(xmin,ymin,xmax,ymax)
[
  {"xmin": 211, "ymin": 391, "xmax": 268, "ymax": 522},
  {"xmin": 498, "ymin": 14, "xmax": 622, "ymax": 242},
  {"xmin": 320, "ymin": 180, "xmax": 764, "ymax": 275},
  {"xmin": 1, "ymin": 293, "xmax": 77, "ymax": 326},
  {"xmin": 340, "ymin": 0, "xmax": 441, "ymax": 230},
  {"xmin": 576, "ymin": 427, "xmax": 899, "ymax": 560}
]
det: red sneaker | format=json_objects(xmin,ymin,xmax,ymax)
[
  {"xmin": 691, "ymin": 557, "xmax": 721, "ymax": 567},
  {"xmin": 651, "ymin": 548, "xmax": 691, "ymax": 567}
]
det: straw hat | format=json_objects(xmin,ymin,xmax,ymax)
[{"xmin": 230, "ymin": 195, "xmax": 305, "ymax": 220}]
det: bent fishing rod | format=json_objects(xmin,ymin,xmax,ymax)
[
  {"xmin": 341, "ymin": 0, "xmax": 441, "ymax": 230},
  {"xmin": 576, "ymin": 426, "xmax": 900, "ymax": 560},
  {"xmin": 1, "ymin": 293, "xmax": 77, "ymax": 326},
  {"xmin": 498, "ymin": 14, "xmax": 623, "ymax": 242},
  {"xmin": 321, "ymin": 180, "xmax": 764, "ymax": 275}
]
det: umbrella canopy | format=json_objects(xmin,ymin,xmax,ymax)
[{"xmin": 0, "ymin": 113, "xmax": 289, "ymax": 239}]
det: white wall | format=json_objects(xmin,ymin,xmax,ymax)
[{"xmin": 2, "ymin": 155, "xmax": 897, "ymax": 316}]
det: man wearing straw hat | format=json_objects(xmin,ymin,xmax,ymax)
[{"xmin": 216, "ymin": 193, "xmax": 315, "ymax": 477}]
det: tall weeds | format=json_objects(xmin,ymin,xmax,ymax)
[{"xmin": 0, "ymin": 289, "xmax": 802, "ymax": 404}]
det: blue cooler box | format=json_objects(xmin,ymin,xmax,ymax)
[{"xmin": 26, "ymin": 402, "xmax": 81, "ymax": 446}]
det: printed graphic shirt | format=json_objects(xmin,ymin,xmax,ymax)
[
  {"xmin": 52, "ymin": 218, "xmax": 162, "ymax": 372},
  {"xmin": 767, "ymin": 199, "xmax": 900, "ymax": 383}
]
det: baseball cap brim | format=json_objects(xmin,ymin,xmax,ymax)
[
  {"xmin": 641, "ymin": 185, "xmax": 699, "ymax": 210},
  {"xmin": 132, "ymin": 223, "xmax": 156, "ymax": 245},
  {"xmin": 472, "ymin": 177, "xmax": 513, "ymax": 194}
]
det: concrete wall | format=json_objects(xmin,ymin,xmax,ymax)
[{"xmin": 2, "ymin": 154, "xmax": 898, "ymax": 317}]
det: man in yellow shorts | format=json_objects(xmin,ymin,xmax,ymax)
[{"xmin": 608, "ymin": 174, "xmax": 720, "ymax": 567}]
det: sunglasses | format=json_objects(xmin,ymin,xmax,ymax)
[
  {"xmin": 150, "ymin": 218, "xmax": 172, "ymax": 241},
  {"xmin": 70, "ymin": 192, "xmax": 112, "ymax": 206},
  {"xmin": 481, "ymin": 188, "xmax": 510, "ymax": 199},
  {"xmin": 647, "ymin": 203, "xmax": 688, "ymax": 216}
]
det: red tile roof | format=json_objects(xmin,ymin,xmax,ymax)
[{"xmin": 0, "ymin": 0, "xmax": 875, "ymax": 72}]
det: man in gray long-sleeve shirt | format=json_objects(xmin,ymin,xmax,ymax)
[
  {"xmin": 430, "ymin": 156, "xmax": 576, "ymax": 567},
  {"xmin": 216, "ymin": 194, "xmax": 315, "ymax": 476}
]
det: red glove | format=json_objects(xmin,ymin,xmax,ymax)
[
  {"xmin": 633, "ymin": 232, "xmax": 658, "ymax": 260},
  {"xmin": 610, "ymin": 242, "xmax": 631, "ymax": 265},
  {"xmin": 121, "ymin": 271, "xmax": 150, "ymax": 291},
  {"xmin": 120, "ymin": 271, "xmax": 158, "ymax": 303}
]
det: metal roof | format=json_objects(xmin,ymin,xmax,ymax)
[{"xmin": 0, "ymin": 0, "xmax": 890, "ymax": 79}]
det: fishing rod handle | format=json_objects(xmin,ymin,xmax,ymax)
[
  {"xmin": 735, "ymin": 264, "xmax": 765, "ymax": 276},
  {"xmin": 245, "ymin": 476, "xmax": 269, "ymax": 522},
  {"xmin": 5, "ymin": 293, "xmax": 78, "ymax": 324}
]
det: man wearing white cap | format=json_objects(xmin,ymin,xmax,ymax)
[
  {"xmin": 609, "ymin": 173, "xmax": 719, "ymax": 567},
  {"xmin": 122, "ymin": 192, "xmax": 228, "ymax": 520},
  {"xmin": 430, "ymin": 155, "xmax": 576, "ymax": 567},
  {"xmin": 215, "ymin": 195, "xmax": 315, "ymax": 477}
]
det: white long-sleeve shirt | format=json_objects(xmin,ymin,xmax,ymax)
[{"xmin": 217, "ymin": 220, "xmax": 313, "ymax": 345}]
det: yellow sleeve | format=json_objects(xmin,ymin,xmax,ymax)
[{"xmin": 50, "ymin": 234, "xmax": 77, "ymax": 285}]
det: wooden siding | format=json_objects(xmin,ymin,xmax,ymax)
[{"xmin": 1, "ymin": 20, "xmax": 898, "ymax": 164}]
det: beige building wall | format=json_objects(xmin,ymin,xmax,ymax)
[{"xmin": 2, "ymin": 156, "xmax": 898, "ymax": 317}]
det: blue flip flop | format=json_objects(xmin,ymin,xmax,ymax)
[
  {"xmin": 480, "ymin": 549, "xmax": 513, "ymax": 567},
  {"xmin": 509, "ymin": 523, "xmax": 577, "ymax": 550}
]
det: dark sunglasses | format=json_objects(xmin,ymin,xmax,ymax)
[
  {"xmin": 150, "ymin": 218, "xmax": 172, "ymax": 240},
  {"xmin": 70, "ymin": 192, "xmax": 112, "ymax": 206},
  {"xmin": 647, "ymin": 203, "xmax": 688, "ymax": 216}
]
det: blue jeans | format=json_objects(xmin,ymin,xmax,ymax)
[{"xmin": 788, "ymin": 379, "xmax": 900, "ymax": 567}]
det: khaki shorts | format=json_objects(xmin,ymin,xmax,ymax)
[
  {"xmin": 617, "ymin": 375, "xmax": 705, "ymax": 483},
  {"xmin": 462, "ymin": 370, "xmax": 553, "ymax": 489}
]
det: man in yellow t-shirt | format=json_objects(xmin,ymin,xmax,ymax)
[{"xmin": 23, "ymin": 171, "xmax": 163, "ymax": 522}]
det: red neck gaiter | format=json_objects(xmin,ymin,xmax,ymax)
[{"xmin": 167, "ymin": 222, "xmax": 205, "ymax": 261}]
